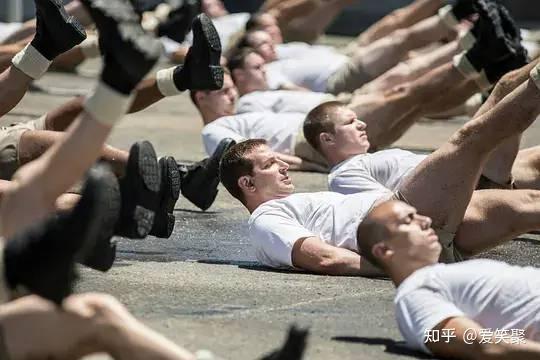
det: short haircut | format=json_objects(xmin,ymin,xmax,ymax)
[
  {"xmin": 227, "ymin": 47, "xmax": 258, "ymax": 81},
  {"xmin": 245, "ymin": 12, "xmax": 265, "ymax": 32},
  {"xmin": 303, "ymin": 101, "xmax": 345, "ymax": 151},
  {"xmin": 219, "ymin": 138, "xmax": 267, "ymax": 204},
  {"xmin": 356, "ymin": 209, "xmax": 390, "ymax": 270}
]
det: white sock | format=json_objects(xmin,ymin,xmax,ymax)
[
  {"xmin": 530, "ymin": 64, "xmax": 540, "ymax": 90},
  {"xmin": 438, "ymin": 5, "xmax": 460, "ymax": 30},
  {"xmin": 156, "ymin": 67, "xmax": 182, "ymax": 96},
  {"xmin": 79, "ymin": 34, "xmax": 101, "ymax": 59},
  {"xmin": 11, "ymin": 44, "xmax": 52, "ymax": 80},
  {"xmin": 458, "ymin": 30, "xmax": 476, "ymax": 51},
  {"xmin": 84, "ymin": 82, "xmax": 134, "ymax": 126}
]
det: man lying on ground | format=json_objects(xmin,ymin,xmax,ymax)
[
  {"xmin": 218, "ymin": 0, "xmax": 540, "ymax": 275},
  {"xmin": 358, "ymin": 200, "xmax": 540, "ymax": 359},
  {"xmin": 304, "ymin": 59, "xmax": 540, "ymax": 193}
]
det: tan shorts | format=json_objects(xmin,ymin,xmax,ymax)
[
  {"xmin": 293, "ymin": 132, "xmax": 328, "ymax": 168},
  {"xmin": 392, "ymin": 190, "xmax": 465, "ymax": 264},
  {"xmin": 0, "ymin": 115, "xmax": 47, "ymax": 180},
  {"xmin": 326, "ymin": 57, "xmax": 373, "ymax": 95}
]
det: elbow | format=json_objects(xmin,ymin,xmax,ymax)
[{"xmin": 315, "ymin": 257, "xmax": 347, "ymax": 275}]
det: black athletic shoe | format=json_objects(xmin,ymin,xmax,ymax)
[
  {"xmin": 3, "ymin": 164, "xmax": 116, "ymax": 304},
  {"xmin": 172, "ymin": 14, "xmax": 224, "ymax": 91},
  {"xmin": 149, "ymin": 156, "xmax": 181, "ymax": 238},
  {"xmin": 464, "ymin": 0, "xmax": 516, "ymax": 72},
  {"xmin": 130, "ymin": 0, "xmax": 165, "ymax": 14},
  {"xmin": 451, "ymin": 0, "xmax": 476, "ymax": 21},
  {"xmin": 260, "ymin": 326, "xmax": 309, "ymax": 360},
  {"xmin": 179, "ymin": 138, "xmax": 235, "ymax": 211},
  {"xmin": 115, "ymin": 141, "xmax": 160, "ymax": 239},
  {"xmin": 157, "ymin": 0, "xmax": 200, "ymax": 43},
  {"xmin": 80, "ymin": 0, "xmax": 162, "ymax": 95},
  {"xmin": 79, "ymin": 165, "xmax": 121, "ymax": 272},
  {"xmin": 31, "ymin": 0, "xmax": 87, "ymax": 60}
]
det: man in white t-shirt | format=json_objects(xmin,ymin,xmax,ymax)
[
  {"xmin": 218, "ymin": 29, "xmax": 540, "ymax": 275},
  {"xmin": 357, "ymin": 200, "xmax": 540, "ymax": 358},
  {"xmin": 305, "ymin": 60, "xmax": 540, "ymax": 193},
  {"xmin": 190, "ymin": 72, "xmax": 328, "ymax": 171}
]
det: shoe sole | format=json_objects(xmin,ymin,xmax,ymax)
[
  {"xmin": 192, "ymin": 14, "xmax": 224, "ymax": 89},
  {"xmin": 149, "ymin": 157, "xmax": 180, "ymax": 238}
]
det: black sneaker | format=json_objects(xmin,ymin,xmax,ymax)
[
  {"xmin": 79, "ymin": 165, "xmax": 121, "ymax": 272},
  {"xmin": 464, "ymin": 0, "xmax": 516, "ymax": 73},
  {"xmin": 115, "ymin": 141, "xmax": 160, "ymax": 239},
  {"xmin": 157, "ymin": 0, "xmax": 200, "ymax": 43},
  {"xmin": 149, "ymin": 156, "xmax": 181, "ymax": 238},
  {"xmin": 80, "ymin": 0, "xmax": 162, "ymax": 95},
  {"xmin": 130, "ymin": 0, "xmax": 165, "ymax": 14},
  {"xmin": 179, "ymin": 138, "xmax": 235, "ymax": 211},
  {"xmin": 31, "ymin": 0, "xmax": 87, "ymax": 60},
  {"xmin": 260, "ymin": 326, "xmax": 309, "ymax": 360},
  {"xmin": 451, "ymin": 0, "xmax": 476, "ymax": 21},
  {"xmin": 3, "ymin": 164, "xmax": 117, "ymax": 304},
  {"xmin": 172, "ymin": 14, "xmax": 224, "ymax": 91}
]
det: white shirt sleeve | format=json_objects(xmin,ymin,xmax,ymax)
[
  {"xmin": 395, "ymin": 287, "xmax": 465, "ymax": 354},
  {"xmin": 249, "ymin": 211, "xmax": 315, "ymax": 268},
  {"xmin": 329, "ymin": 167, "xmax": 391, "ymax": 195},
  {"xmin": 201, "ymin": 122, "xmax": 246, "ymax": 156}
]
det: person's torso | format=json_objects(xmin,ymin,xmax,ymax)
[{"xmin": 237, "ymin": 90, "xmax": 333, "ymax": 114}]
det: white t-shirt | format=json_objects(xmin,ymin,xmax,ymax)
[
  {"xmin": 329, "ymin": 150, "xmax": 427, "ymax": 195},
  {"xmin": 201, "ymin": 112, "xmax": 305, "ymax": 155},
  {"xmin": 265, "ymin": 53, "xmax": 348, "ymax": 92},
  {"xmin": 237, "ymin": 90, "xmax": 334, "ymax": 114},
  {"xmin": 395, "ymin": 259, "xmax": 540, "ymax": 354},
  {"xmin": 276, "ymin": 42, "xmax": 336, "ymax": 60},
  {"xmin": 248, "ymin": 191, "xmax": 391, "ymax": 268},
  {"xmin": 161, "ymin": 12, "xmax": 249, "ymax": 56}
]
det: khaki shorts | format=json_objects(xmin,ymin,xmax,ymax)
[
  {"xmin": 0, "ymin": 115, "xmax": 47, "ymax": 180},
  {"xmin": 293, "ymin": 132, "xmax": 328, "ymax": 168},
  {"xmin": 326, "ymin": 57, "xmax": 373, "ymax": 95},
  {"xmin": 392, "ymin": 190, "xmax": 465, "ymax": 264}
]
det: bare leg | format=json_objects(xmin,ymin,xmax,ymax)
[
  {"xmin": 43, "ymin": 78, "xmax": 166, "ymax": 132},
  {"xmin": 17, "ymin": 130, "xmax": 128, "ymax": 178},
  {"xmin": 349, "ymin": 62, "xmax": 479, "ymax": 148},
  {"xmin": 513, "ymin": 146, "xmax": 540, "ymax": 190},
  {"xmin": 276, "ymin": 0, "xmax": 355, "ymax": 43},
  {"xmin": 358, "ymin": 40, "xmax": 460, "ymax": 94},
  {"xmin": 329, "ymin": 15, "xmax": 456, "ymax": 94},
  {"xmin": 2, "ymin": 294, "xmax": 194, "ymax": 360},
  {"xmin": 399, "ymin": 77, "xmax": 540, "ymax": 231},
  {"xmin": 455, "ymin": 190, "xmax": 540, "ymax": 256},
  {"xmin": 0, "ymin": 66, "xmax": 33, "ymax": 117},
  {"xmin": 356, "ymin": 0, "xmax": 445, "ymax": 47}
]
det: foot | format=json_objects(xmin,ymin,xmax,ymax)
[
  {"xmin": 80, "ymin": 164, "xmax": 121, "ymax": 272},
  {"xmin": 451, "ymin": 0, "xmax": 476, "ymax": 21},
  {"xmin": 179, "ymin": 138, "xmax": 235, "ymax": 211},
  {"xmin": 260, "ymin": 325, "xmax": 309, "ymax": 360},
  {"xmin": 81, "ymin": 0, "xmax": 162, "ymax": 95},
  {"xmin": 115, "ymin": 141, "xmax": 160, "ymax": 239},
  {"xmin": 149, "ymin": 156, "xmax": 181, "ymax": 238},
  {"xmin": 172, "ymin": 14, "xmax": 224, "ymax": 91},
  {"xmin": 464, "ymin": 0, "xmax": 518, "ymax": 73},
  {"xmin": 3, "ymin": 164, "xmax": 118, "ymax": 304},
  {"xmin": 157, "ymin": 0, "xmax": 200, "ymax": 43},
  {"xmin": 31, "ymin": 0, "xmax": 87, "ymax": 60}
]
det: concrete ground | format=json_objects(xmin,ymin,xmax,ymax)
[{"xmin": 3, "ymin": 53, "xmax": 540, "ymax": 360}]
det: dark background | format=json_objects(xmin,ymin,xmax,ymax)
[{"xmin": 1, "ymin": 0, "xmax": 538, "ymax": 33}]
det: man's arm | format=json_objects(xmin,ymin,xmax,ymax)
[
  {"xmin": 278, "ymin": 83, "xmax": 310, "ymax": 92},
  {"xmin": 428, "ymin": 317, "xmax": 540, "ymax": 360},
  {"xmin": 291, "ymin": 236, "xmax": 384, "ymax": 276}
]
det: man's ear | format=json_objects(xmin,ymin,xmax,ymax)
[
  {"xmin": 195, "ymin": 91, "xmax": 206, "ymax": 105},
  {"xmin": 232, "ymin": 68, "xmax": 243, "ymax": 83},
  {"xmin": 319, "ymin": 132, "xmax": 334, "ymax": 146},
  {"xmin": 238, "ymin": 175, "xmax": 255, "ymax": 193},
  {"xmin": 372, "ymin": 242, "xmax": 392, "ymax": 263}
]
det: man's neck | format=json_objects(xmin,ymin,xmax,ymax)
[
  {"xmin": 238, "ymin": 84, "xmax": 267, "ymax": 97},
  {"xmin": 388, "ymin": 260, "xmax": 432, "ymax": 287},
  {"xmin": 326, "ymin": 150, "xmax": 360, "ymax": 167},
  {"xmin": 201, "ymin": 111, "xmax": 224, "ymax": 126}
]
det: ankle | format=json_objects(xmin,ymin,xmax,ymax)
[{"xmin": 156, "ymin": 67, "xmax": 184, "ymax": 96}]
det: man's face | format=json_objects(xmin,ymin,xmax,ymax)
[
  {"xmin": 382, "ymin": 201, "xmax": 441, "ymax": 264},
  {"xmin": 331, "ymin": 107, "xmax": 370, "ymax": 155},
  {"xmin": 244, "ymin": 145, "xmax": 295, "ymax": 200},
  {"xmin": 248, "ymin": 31, "xmax": 278, "ymax": 62},
  {"xmin": 257, "ymin": 13, "xmax": 283, "ymax": 44},
  {"xmin": 199, "ymin": 74, "xmax": 238, "ymax": 116},
  {"xmin": 201, "ymin": 0, "xmax": 228, "ymax": 18},
  {"xmin": 236, "ymin": 52, "xmax": 269, "ymax": 90}
]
